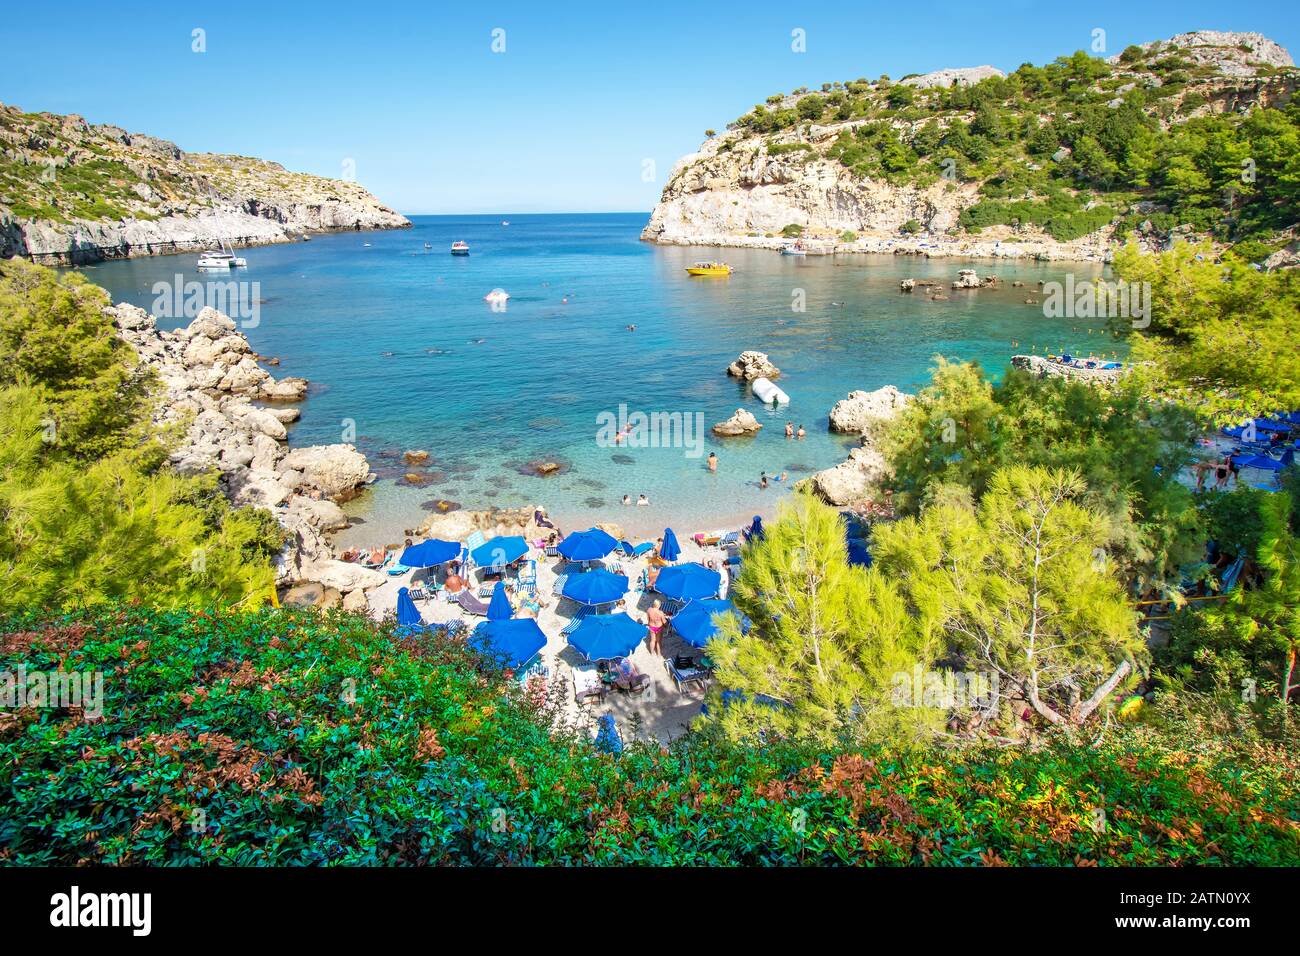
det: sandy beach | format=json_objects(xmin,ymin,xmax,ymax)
[{"xmin": 364, "ymin": 523, "xmax": 744, "ymax": 745}]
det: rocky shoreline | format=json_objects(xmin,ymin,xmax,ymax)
[
  {"xmin": 645, "ymin": 229, "xmax": 1117, "ymax": 263},
  {"xmin": 109, "ymin": 302, "xmax": 384, "ymax": 610}
]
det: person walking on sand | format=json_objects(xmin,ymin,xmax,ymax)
[
  {"xmin": 1214, "ymin": 456, "xmax": 1230, "ymax": 489},
  {"xmin": 707, "ymin": 452, "xmax": 717, "ymax": 472},
  {"xmin": 646, "ymin": 600, "xmax": 668, "ymax": 655}
]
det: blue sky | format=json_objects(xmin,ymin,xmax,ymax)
[{"xmin": 4, "ymin": 1, "xmax": 1297, "ymax": 213}]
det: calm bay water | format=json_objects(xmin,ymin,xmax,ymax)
[{"xmin": 81, "ymin": 213, "xmax": 1112, "ymax": 543}]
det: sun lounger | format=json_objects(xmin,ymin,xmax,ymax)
[
  {"xmin": 560, "ymin": 605, "xmax": 593, "ymax": 638},
  {"xmin": 665, "ymin": 656, "xmax": 712, "ymax": 692},
  {"xmin": 572, "ymin": 663, "xmax": 607, "ymax": 705},
  {"xmin": 455, "ymin": 589, "xmax": 490, "ymax": 616},
  {"xmin": 386, "ymin": 563, "xmax": 411, "ymax": 577},
  {"xmin": 552, "ymin": 573, "xmax": 569, "ymax": 596},
  {"xmin": 518, "ymin": 559, "xmax": 538, "ymax": 596}
]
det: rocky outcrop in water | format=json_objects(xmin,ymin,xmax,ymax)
[
  {"xmin": 1009, "ymin": 354, "xmax": 1126, "ymax": 384},
  {"xmin": 712, "ymin": 408, "xmax": 763, "ymax": 437},
  {"xmin": 1, "ymin": 102, "xmax": 410, "ymax": 264},
  {"xmin": 727, "ymin": 350, "xmax": 781, "ymax": 381},
  {"xmin": 109, "ymin": 302, "xmax": 379, "ymax": 600}
]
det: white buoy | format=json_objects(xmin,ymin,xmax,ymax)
[{"xmin": 752, "ymin": 376, "xmax": 790, "ymax": 405}]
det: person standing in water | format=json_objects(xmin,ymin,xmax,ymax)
[
  {"xmin": 785, "ymin": 422, "xmax": 794, "ymax": 439},
  {"xmin": 759, "ymin": 472, "xmax": 769, "ymax": 489},
  {"xmin": 796, "ymin": 424, "xmax": 806, "ymax": 439},
  {"xmin": 707, "ymin": 452, "xmax": 717, "ymax": 472}
]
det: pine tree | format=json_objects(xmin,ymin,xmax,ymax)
[
  {"xmin": 874, "ymin": 466, "xmax": 1143, "ymax": 729},
  {"xmin": 700, "ymin": 491, "xmax": 941, "ymax": 746}
]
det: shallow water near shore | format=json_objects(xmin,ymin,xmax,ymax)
[{"xmin": 81, "ymin": 213, "xmax": 1113, "ymax": 544}]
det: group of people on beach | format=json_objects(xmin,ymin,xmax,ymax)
[{"xmin": 1192, "ymin": 455, "xmax": 1241, "ymax": 491}]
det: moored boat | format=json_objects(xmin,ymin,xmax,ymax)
[
  {"xmin": 451, "ymin": 241, "xmax": 470, "ymax": 255},
  {"xmin": 685, "ymin": 261, "xmax": 731, "ymax": 276},
  {"xmin": 196, "ymin": 250, "xmax": 237, "ymax": 270}
]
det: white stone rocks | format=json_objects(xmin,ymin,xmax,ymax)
[
  {"xmin": 828, "ymin": 386, "xmax": 911, "ymax": 436},
  {"xmin": 712, "ymin": 408, "xmax": 763, "ymax": 437},
  {"xmin": 108, "ymin": 299, "xmax": 377, "ymax": 599},
  {"xmin": 726, "ymin": 350, "xmax": 781, "ymax": 381}
]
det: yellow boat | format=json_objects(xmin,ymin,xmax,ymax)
[{"xmin": 685, "ymin": 261, "xmax": 732, "ymax": 277}]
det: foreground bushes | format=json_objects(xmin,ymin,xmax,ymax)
[{"xmin": 2, "ymin": 607, "xmax": 1296, "ymax": 865}]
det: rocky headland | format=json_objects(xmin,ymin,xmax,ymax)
[
  {"xmin": 1, "ymin": 102, "xmax": 410, "ymax": 265},
  {"xmin": 641, "ymin": 32, "xmax": 1296, "ymax": 264}
]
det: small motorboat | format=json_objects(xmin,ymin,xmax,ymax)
[
  {"xmin": 484, "ymin": 288, "xmax": 510, "ymax": 304},
  {"xmin": 781, "ymin": 241, "xmax": 807, "ymax": 256},
  {"xmin": 501, "ymin": 220, "xmax": 510, "ymax": 226},
  {"xmin": 685, "ymin": 261, "xmax": 731, "ymax": 277},
  {"xmin": 423, "ymin": 242, "xmax": 432, "ymax": 250},
  {"xmin": 451, "ymin": 241, "xmax": 470, "ymax": 255}
]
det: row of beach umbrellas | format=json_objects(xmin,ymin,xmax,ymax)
[{"xmin": 395, "ymin": 524, "xmax": 740, "ymax": 665}]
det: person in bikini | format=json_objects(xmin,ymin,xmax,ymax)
[{"xmin": 646, "ymin": 599, "xmax": 669, "ymax": 655}]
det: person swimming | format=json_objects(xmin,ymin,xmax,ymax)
[
  {"xmin": 637, "ymin": 494, "xmax": 649, "ymax": 506},
  {"xmin": 759, "ymin": 472, "xmax": 769, "ymax": 489},
  {"xmin": 622, "ymin": 494, "xmax": 631, "ymax": 505}
]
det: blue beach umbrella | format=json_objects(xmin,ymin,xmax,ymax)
[
  {"xmin": 487, "ymin": 580, "xmax": 513, "ymax": 621},
  {"xmin": 471, "ymin": 535, "xmax": 528, "ymax": 569},
  {"xmin": 654, "ymin": 562, "xmax": 722, "ymax": 601},
  {"xmin": 672, "ymin": 598, "xmax": 744, "ymax": 648},
  {"xmin": 557, "ymin": 527, "xmax": 618, "ymax": 562},
  {"xmin": 568, "ymin": 612, "xmax": 648, "ymax": 661},
  {"xmin": 472, "ymin": 618, "xmax": 546, "ymax": 668},
  {"xmin": 395, "ymin": 587, "xmax": 425, "ymax": 628},
  {"xmin": 399, "ymin": 538, "xmax": 461, "ymax": 569},
  {"xmin": 594, "ymin": 714, "xmax": 623, "ymax": 754},
  {"xmin": 562, "ymin": 568, "xmax": 629, "ymax": 606},
  {"xmin": 659, "ymin": 527, "xmax": 681, "ymax": 562}
]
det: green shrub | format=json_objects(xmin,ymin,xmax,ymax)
[{"xmin": 2, "ymin": 606, "xmax": 1296, "ymax": 865}]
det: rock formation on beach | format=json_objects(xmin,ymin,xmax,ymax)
[
  {"xmin": 0, "ymin": 102, "xmax": 410, "ymax": 265},
  {"xmin": 712, "ymin": 408, "xmax": 763, "ymax": 437},
  {"xmin": 110, "ymin": 301, "xmax": 380, "ymax": 604},
  {"xmin": 1010, "ymin": 354, "xmax": 1127, "ymax": 384},
  {"xmin": 642, "ymin": 32, "xmax": 1296, "ymax": 263},
  {"xmin": 828, "ymin": 385, "xmax": 911, "ymax": 436},
  {"xmin": 726, "ymin": 350, "xmax": 781, "ymax": 380},
  {"xmin": 808, "ymin": 386, "xmax": 912, "ymax": 506}
]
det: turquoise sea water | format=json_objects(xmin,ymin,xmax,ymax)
[{"xmin": 81, "ymin": 213, "xmax": 1112, "ymax": 543}]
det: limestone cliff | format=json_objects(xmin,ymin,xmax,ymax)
[
  {"xmin": 644, "ymin": 32, "xmax": 1297, "ymax": 261},
  {"xmin": 0, "ymin": 103, "xmax": 410, "ymax": 264}
]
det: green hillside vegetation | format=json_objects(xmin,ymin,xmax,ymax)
[{"xmin": 732, "ymin": 48, "xmax": 1300, "ymax": 251}]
